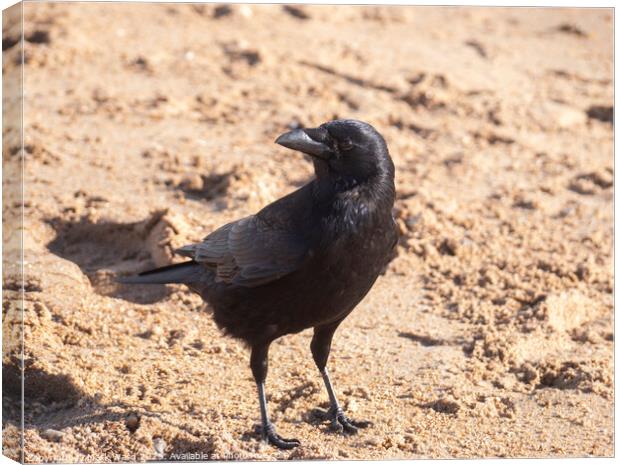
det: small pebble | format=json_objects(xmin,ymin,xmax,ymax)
[
  {"xmin": 179, "ymin": 173, "xmax": 203, "ymax": 191},
  {"xmin": 41, "ymin": 429, "xmax": 64, "ymax": 443},
  {"xmin": 125, "ymin": 413, "xmax": 140, "ymax": 433},
  {"xmin": 239, "ymin": 5, "xmax": 253, "ymax": 18},
  {"xmin": 153, "ymin": 437, "xmax": 166, "ymax": 457}
]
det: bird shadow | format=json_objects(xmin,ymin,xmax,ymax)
[{"xmin": 45, "ymin": 213, "xmax": 173, "ymax": 304}]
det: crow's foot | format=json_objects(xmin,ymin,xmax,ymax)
[
  {"xmin": 259, "ymin": 423, "xmax": 301, "ymax": 449},
  {"xmin": 311, "ymin": 406, "xmax": 372, "ymax": 434}
]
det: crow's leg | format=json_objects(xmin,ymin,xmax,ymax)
[
  {"xmin": 310, "ymin": 323, "xmax": 372, "ymax": 434},
  {"xmin": 251, "ymin": 342, "xmax": 300, "ymax": 449}
]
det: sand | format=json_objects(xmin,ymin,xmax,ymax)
[{"xmin": 2, "ymin": 3, "xmax": 613, "ymax": 462}]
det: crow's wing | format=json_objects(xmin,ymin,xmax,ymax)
[{"xmin": 175, "ymin": 215, "xmax": 308, "ymax": 287}]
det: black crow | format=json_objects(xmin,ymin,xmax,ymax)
[{"xmin": 121, "ymin": 119, "xmax": 398, "ymax": 449}]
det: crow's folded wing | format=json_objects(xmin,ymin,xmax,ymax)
[{"xmin": 175, "ymin": 215, "xmax": 308, "ymax": 287}]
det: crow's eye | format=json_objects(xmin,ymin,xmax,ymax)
[{"xmin": 339, "ymin": 139, "xmax": 353, "ymax": 151}]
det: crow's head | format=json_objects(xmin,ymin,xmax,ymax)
[{"xmin": 276, "ymin": 119, "xmax": 393, "ymax": 183}]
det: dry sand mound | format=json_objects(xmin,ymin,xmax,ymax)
[{"xmin": 2, "ymin": 4, "xmax": 613, "ymax": 461}]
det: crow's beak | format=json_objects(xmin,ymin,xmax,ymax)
[{"xmin": 275, "ymin": 128, "xmax": 331, "ymax": 160}]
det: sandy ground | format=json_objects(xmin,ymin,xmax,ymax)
[{"xmin": 2, "ymin": 3, "xmax": 614, "ymax": 462}]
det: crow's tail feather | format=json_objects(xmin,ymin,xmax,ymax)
[{"xmin": 118, "ymin": 261, "xmax": 202, "ymax": 285}]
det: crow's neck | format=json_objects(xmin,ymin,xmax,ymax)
[{"xmin": 313, "ymin": 169, "xmax": 395, "ymax": 212}]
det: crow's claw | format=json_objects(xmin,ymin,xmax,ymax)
[
  {"xmin": 312, "ymin": 406, "xmax": 371, "ymax": 435},
  {"xmin": 260, "ymin": 422, "xmax": 301, "ymax": 449}
]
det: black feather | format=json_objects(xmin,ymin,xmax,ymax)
[{"xmin": 117, "ymin": 261, "xmax": 202, "ymax": 284}]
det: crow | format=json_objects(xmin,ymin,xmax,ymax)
[{"xmin": 121, "ymin": 119, "xmax": 398, "ymax": 449}]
